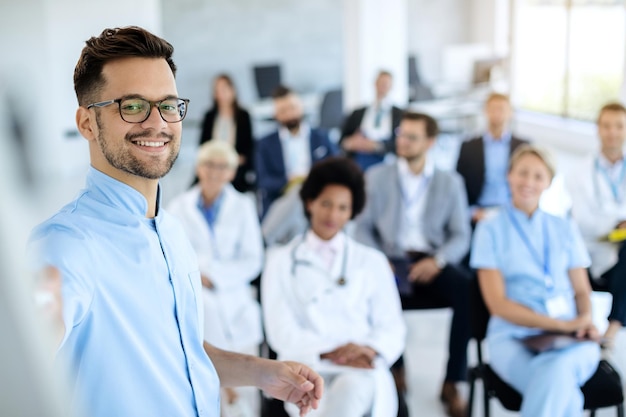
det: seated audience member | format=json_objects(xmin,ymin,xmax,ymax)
[
  {"xmin": 167, "ymin": 141, "xmax": 264, "ymax": 415},
  {"xmin": 471, "ymin": 144, "xmax": 601, "ymax": 417},
  {"xmin": 567, "ymin": 102, "xmax": 626, "ymax": 349},
  {"xmin": 354, "ymin": 112, "xmax": 471, "ymax": 417},
  {"xmin": 256, "ymin": 86, "xmax": 338, "ymax": 217},
  {"xmin": 198, "ymin": 73, "xmax": 255, "ymax": 192},
  {"xmin": 262, "ymin": 157, "xmax": 406, "ymax": 417},
  {"xmin": 456, "ymin": 92, "xmax": 528, "ymax": 224},
  {"xmin": 340, "ymin": 70, "xmax": 404, "ymax": 171}
]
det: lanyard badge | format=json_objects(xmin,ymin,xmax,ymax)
[{"xmin": 506, "ymin": 208, "xmax": 553, "ymax": 290}]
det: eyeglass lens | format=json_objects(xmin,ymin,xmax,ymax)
[{"xmin": 119, "ymin": 98, "xmax": 187, "ymax": 123}]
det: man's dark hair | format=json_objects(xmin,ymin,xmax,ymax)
[
  {"xmin": 299, "ymin": 157, "xmax": 366, "ymax": 220},
  {"xmin": 73, "ymin": 26, "xmax": 177, "ymax": 106},
  {"xmin": 598, "ymin": 102, "xmax": 626, "ymax": 124},
  {"xmin": 271, "ymin": 85, "xmax": 294, "ymax": 100},
  {"xmin": 400, "ymin": 111, "xmax": 439, "ymax": 138}
]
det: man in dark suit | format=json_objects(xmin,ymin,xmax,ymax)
[
  {"xmin": 340, "ymin": 70, "xmax": 404, "ymax": 171},
  {"xmin": 256, "ymin": 86, "xmax": 337, "ymax": 217},
  {"xmin": 456, "ymin": 92, "xmax": 528, "ymax": 224}
]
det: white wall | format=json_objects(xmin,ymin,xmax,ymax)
[
  {"xmin": 1, "ymin": 0, "xmax": 162, "ymax": 180},
  {"xmin": 343, "ymin": 0, "xmax": 409, "ymax": 110},
  {"xmin": 406, "ymin": 0, "xmax": 472, "ymax": 84},
  {"xmin": 162, "ymin": 0, "xmax": 344, "ymax": 124}
]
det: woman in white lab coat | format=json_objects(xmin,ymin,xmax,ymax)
[
  {"xmin": 262, "ymin": 157, "xmax": 406, "ymax": 417},
  {"xmin": 167, "ymin": 141, "xmax": 263, "ymax": 416}
]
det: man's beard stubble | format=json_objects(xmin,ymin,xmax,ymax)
[
  {"xmin": 95, "ymin": 112, "xmax": 179, "ymax": 180},
  {"xmin": 281, "ymin": 117, "xmax": 301, "ymax": 133}
]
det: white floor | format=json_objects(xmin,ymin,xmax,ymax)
[{"xmin": 402, "ymin": 308, "xmax": 626, "ymax": 417}]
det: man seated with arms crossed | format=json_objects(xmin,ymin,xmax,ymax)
[
  {"xmin": 28, "ymin": 26, "xmax": 322, "ymax": 417},
  {"xmin": 340, "ymin": 70, "xmax": 404, "ymax": 171},
  {"xmin": 567, "ymin": 102, "xmax": 626, "ymax": 351},
  {"xmin": 354, "ymin": 112, "xmax": 471, "ymax": 417}
]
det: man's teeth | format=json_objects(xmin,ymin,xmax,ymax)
[{"xmin": 135, "ymin": 141, "xmax": 165, "ymax": 147}]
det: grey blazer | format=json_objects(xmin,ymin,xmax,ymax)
[{"xmin": 354, "ymin": 162, "xmax": 471, "ymax": 264}]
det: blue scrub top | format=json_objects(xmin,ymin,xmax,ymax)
[
  {"xmin": 470, "ymin": 206, "xmax": 591, "ymax": 340},
  {"xmin": 29, "ymin": 168, "xmax": 220, "ymax": 417}
]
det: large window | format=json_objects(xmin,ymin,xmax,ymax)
[{"xmin": 512, "ymin": 0, "xmax": 625, "ymax": 120}]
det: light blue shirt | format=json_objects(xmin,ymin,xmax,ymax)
[
  {"xmin": 476, "ymin": 131, "xmax": 512, "ymax": 208},
  {"xmin": 470, "ymin": 206, "xmax": 590, "ymax": 340},
  {"xmin": 29, "ymin": 168, "xmax": 220, "ymax": 417}
]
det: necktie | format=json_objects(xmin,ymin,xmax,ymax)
[{"xmin": 374, "ymin": 105, "xmax": 383, "ymax": 128}]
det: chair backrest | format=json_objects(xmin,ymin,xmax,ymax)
[
  {"xmin": 318, "ymin": 88, "xmax": 343, "ymax": 130},
  {"xmin": 469, "ymin": 276, "xmax": 491, "ymax": 343},
  {"xmin": 253, "ymin": 64, "xmax": 282, "ymax": 99},
  {"xmin": 408, "ymin": 55, "xmax": 435, "ymax": 102},
  {"xmin": 408, "ymin": 55, "xmax": 422, "ymax": 85}
]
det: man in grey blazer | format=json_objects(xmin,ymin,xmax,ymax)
[{"xmin": 354, "ymin": 112, "xmax": 471, "ymax": 417}]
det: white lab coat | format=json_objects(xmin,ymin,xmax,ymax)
[
  {"xmin": 567, "ymin": 156, "xmax": 626, "ymax": 277},
  {"xmin": 262, "ymin": 232, "xmax": 406, "ymax": 417},
  {"xmin": 167, "ymin": 184, "xmax": 264, "ymax": 351}
]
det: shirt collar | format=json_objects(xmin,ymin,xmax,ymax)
[
  {"xmin": 305, "ymin": 229, "xmax": 345, "ymax": 254},
  {"xmin": 85, "ymin": 167, "xmax": 157, "ymax": 218},
  {"xmin": 373, "ymin": 97, "xmax": 391, "ymax": 111},
  {"xmin": 483, "ymin": 130, "xmax": 512, "ymax": 144},
  {"xmin": 196, "ymin": 186, "xmax": 225, "ymax": 210},
  {"xmin": 508, "ymin": 202, "xmax": 543, "ymax": 224},
  {"xmin": 598, "ymin": 153, "xmax": 624, "ymax": 170},
  {"xmin": 279, "ymin": 122, "xmax": 310, "ymax": 142},
  {"xmin": 397, "ymin": 157, "xmax": 434, "ymax": 180}
]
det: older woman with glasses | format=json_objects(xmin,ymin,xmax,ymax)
[
  {"xmin": 167, "ymin": 141, "xmax": 264, "ymax": 416},
  {"xmin": 470, "ymin": 144, "xmax": 601, "ymax": 417}
]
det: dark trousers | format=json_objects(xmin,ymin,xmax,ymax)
[
  {"xmin": 399, "ymin": 253, "xmax": 471, "ymax": 382},
  {"xmin": 591, "ymin": 242, "xmax": 626, "ymax": 326}
]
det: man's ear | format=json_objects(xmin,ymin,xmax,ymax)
[{"xmin": 76, "ymin": 107, "xmax": 97, "ymax": 142}]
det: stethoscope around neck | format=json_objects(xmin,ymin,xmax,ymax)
[{"xmin": 290, "ymin": 232, "xmax": 348, "ymax": 286}]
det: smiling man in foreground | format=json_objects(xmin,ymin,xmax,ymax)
[{"xmin": 28, "ymin": 26, "xmax": 322, "ymax": 417}]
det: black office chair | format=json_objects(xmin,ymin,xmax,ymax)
[
  {"xmin": 467, "ymin": 277, "xmax": 624, "ymax": 417},
  {"xmin": 253, "ymin": 64, "xmax": 282, "ymax": 99},
  {"xmin": 318, "ymin": 88, "xmax": 343, "ymax": 131},
  {"xmin": 408, "ymin": 55, "xmax": 434, "ymax": 102}
]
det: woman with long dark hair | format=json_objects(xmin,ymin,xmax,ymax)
[{"xmin": 199, "ymin": 74, "xmax": 255, "ymax": 192}]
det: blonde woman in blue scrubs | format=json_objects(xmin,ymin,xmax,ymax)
[{"xmin": 470, "ymin": 144, "xmax": 600, "ymax": 417}]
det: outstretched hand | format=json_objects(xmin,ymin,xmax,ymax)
[{"xmin": 259, "ymin": 361, "xmax": 324, "ymax": 417}]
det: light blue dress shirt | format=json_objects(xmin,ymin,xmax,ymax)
[
  {"xmin": 476, "ymin": 132, "xmax": 512, "ymax": 208},
  {"xmin": 470, "ymin": 205, "xmax": 591, "ymax": 340},
  {"xmin": 29, "ymin": 168, "xmax": 220, "ymax": 417}
]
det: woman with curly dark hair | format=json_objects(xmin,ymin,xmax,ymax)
[{"xmin": 261, "ymin": 157, "xmax": 406, "ymax": 417}]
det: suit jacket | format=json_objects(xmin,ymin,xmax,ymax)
[
  {"xmin": 255, "ymin": 128, "xmax": 338, "ymax": 217},
  {"xmin": 455, "ymin": 135, "xmax": 528, "ymax": 206},
  {"xmin": 340, "ymin": 105, "xmax": 404, "ymax": 154},
  {"xmin": 199, "ymin": 107, "xmax": 255, "ymax": 192},
  {"xmin": 354, "ymin": 162, "xmax": 470, "ymax": 264}
]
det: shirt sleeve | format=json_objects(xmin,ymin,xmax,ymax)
[
  {"xmin": 28, "ymin": 222, "xmax": 95, "ymax": 349},
  {"xmin": 470, "ymin": 219, "xmax": 500, "ymax": 270}
]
